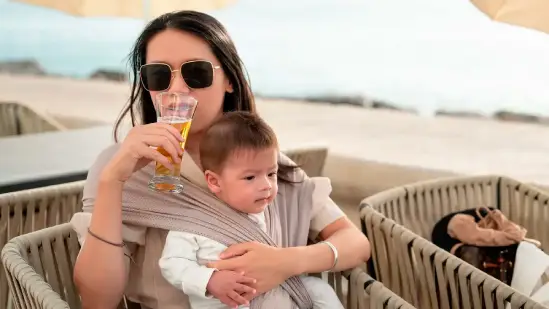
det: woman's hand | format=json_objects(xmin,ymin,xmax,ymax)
[
  {"xmin": 102, "ymin": 123, "xmax": 184, "ymax": 182},
  {"xmin": 207, "ymin": 242, "xmax": 301, "ymax": 296}
]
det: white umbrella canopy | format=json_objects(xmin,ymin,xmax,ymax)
[
  {"xmin": 12, "ymin": 0, "xmax": 237, "ymax": 19},
  {"xmin": 470, "ymin": 0, "xmax": 548, "ymax": 34}
]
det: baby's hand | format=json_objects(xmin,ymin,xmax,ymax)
[{"xmin": 206, "ymin": 270, "xmax": 257, "ymax": 308}]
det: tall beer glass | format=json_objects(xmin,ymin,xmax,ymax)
[{"xmin": 148, "ymin": 92, "xmax": 198, "ymax": 193}]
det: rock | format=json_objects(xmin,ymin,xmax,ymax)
[
  {"xmin": 493, "ymin": 110, "xmax": 540, "ymax": 124},
  {"xmin": 89, "ymin": 69, "xmax": 127, "ymax": 82},
  {"xmin": 0, "ymin": 59, "xmax": 46, "ymax": 75},
  {"xmin": 435, "ymin": 110, "xmax": 485, "ymax": 118},
  {"xmin": 303, "ymin": 95, "xmax": 366, "ymax": 107},
  {"xmin": 256, "ymin": 93, "xmax": 416, "ymax": 113},
  {"xmin": 370, "ymin": 100, "xmax": 416, "ymax": 113},
  {"xmin": 302, "ymin": 95, "xmax": 416, "ymax": 113},
  {"xmin": 539, "ymin": 117, "xmax": 549, "ymax": 126}
]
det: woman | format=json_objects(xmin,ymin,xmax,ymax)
[{"xmin": 71, "ymin": 10, "xmax": 371, "ymax": 309}]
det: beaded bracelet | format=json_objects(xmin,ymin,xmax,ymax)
[{"xmin": 87, "ymin": 228, "xmax": 125, "ymax": 248}]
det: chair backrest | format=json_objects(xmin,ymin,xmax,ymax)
[
  {"xmin": 0, "ymin": 102, "xmax": 66, "ymax": 137},
  {"xmin": 362, "ymin": 175, "xmax": 549, "ymax": 252},
  {"xmin": 498, "ymin": 177, "xmax": 549, "ymax": 252},
  {"xmin": 2, "ymin": 223, "xmax": 79, "ymax": 309},
  {"xmin": 2, "ymin": 224, "xmax": 418, "ymax": 309},
  {"xmin": 345, "ymin": 268, "xmax": 417, "ymax": 309},
  {"xmin": 284, "ymin": 146, "xmax": 328, "ymax": 177},
  {"xmin": 0, "ymin": 182, "xmax": 84, "ymax": 309},
  {"xmin": 360, "ymin": 205, "xmax": 546, "ymax": 309}
]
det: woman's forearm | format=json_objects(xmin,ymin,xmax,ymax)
[
  {"xmin": 290, "ymin": 225, "xmax": 371, "ymax": 275},
  {"xmin": 73, "ymin": 175, "xmax": 128, "ymax": 309}
]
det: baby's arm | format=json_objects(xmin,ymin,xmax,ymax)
[
  {"xmin": 159, "ymin": 231, "xmax": 256, "ymax": 307},
  {"xmin": 159, "ymin": 231, "xmax": 216, "ymax": 298}
]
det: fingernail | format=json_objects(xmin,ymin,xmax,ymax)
[{"xmin": 252, "ymin": 289, "xmax": 256, "ymax": 294}]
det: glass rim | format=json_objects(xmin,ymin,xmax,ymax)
[
  {"xmin": 155, "ymin": 91, "xmax": 198, "ymax": 105},
  {"xmin": 154, "ymin": 92, "xmax": 198, "ymax": 118}
]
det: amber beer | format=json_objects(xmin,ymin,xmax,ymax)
[
  {"xmin": 148, "ymin": 92, "xmax": 198, "ymax": 193},
  {"xmin": 152, "ymin": 118, "xmax": 192, "ymax": 190}
]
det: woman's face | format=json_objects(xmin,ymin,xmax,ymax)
[{"xmin": 145, "ymin": 28, "xmax": 232, "ymax": 135}]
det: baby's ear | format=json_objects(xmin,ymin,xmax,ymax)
[{"xmin": 205, "ymin": 170, "xmax": 222, "ymax": 194}]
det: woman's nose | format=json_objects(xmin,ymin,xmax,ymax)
[{"xmin": 169, "ymin": 72, "xmax": 191, "ymax": 93}]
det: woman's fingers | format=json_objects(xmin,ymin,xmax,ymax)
[
  {"xmin": 236, "ymin": 274, "xmax": 256, "ymax": 285},
  {"xmin": 218, "ymin": 296, "xmax": 239, "ymax": 309},
  {"xmin": 141, "ymin": 135, "xmax": 182, "ymax": 163},
  {"xmin": 228, "ymin": 291, "xmax": 249, "ymax": 306},
  {"xmin": 219, "ymin": 242, "xmax": 255, "ymax": 259},
  {"xmin": 153, "ymin": 122, "xmax": 185, "ymax": 142},
  {"xmin": 137, "ymin": 144, "xmax": 174, "ymax": 170},
  {"xmin": 240, "ymin": 291, "xmax": 256, "ymax": 302},
  {"xmin": 207, "ymin": 257, "xmax": 241, "ymax": 271},
  {"xmin": 145, "ymin": 127, "xmax": 183, "ymax": 152},
  {"xmin": 234, "ymin": 282, "xmax": 256, "ymax": 295}
]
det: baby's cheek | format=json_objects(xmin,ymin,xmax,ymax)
[
  {"xmin": 271, "ymin": 183, "xmax": 278, "ymax": 196},
  {"xmin": 267, "ymin": 191, "xmax": 277, "ymax": 204}
]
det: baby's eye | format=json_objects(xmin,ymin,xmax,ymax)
[
  {"xmin": 268, "ymin": 172, "xmax": 277, "ymax": 177},
  {"xmin": 244, "ymin": 176, "xmax": 255, "ymax": 181}
]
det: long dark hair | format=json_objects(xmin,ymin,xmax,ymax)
[
  {"xmin": 114, "ymin": 10, "xmax": 254, "ymax": 140},
  {"xmin": 115, "ymin": 10, "xmax": 301, "ymax": 183}
]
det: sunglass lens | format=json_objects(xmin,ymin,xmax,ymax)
[
  {"xmin": 181, "ymin": 61, "xmax": 214, "ymax": 89},
  {"xmin": 141, "ymin": 64, "xmax": 172, "ymax": 91}
]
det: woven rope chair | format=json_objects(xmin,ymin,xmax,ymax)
[
  {"xmin": 285, "ymin": 146, "xmax": 328, "ymax": 177},
  {"xmin": 360, "ymin": 175, "xmax": 549, "ymax": 309},
  {"xmin": 0, "ymin": 182, "xmax": 84, "ymax": 309},
  {"xmin": 362, "ymin": 175, "xmax": 548, "ymax": 255},
  {"xmin": 2, "ymin": 223, "xmax": 417, "ymax": 309},
  {"xmin": 0, "ymin": 102, "xmax": 65, "ymax": 137}
]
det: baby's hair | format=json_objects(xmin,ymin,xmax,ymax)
[{"xmin": 200, "ymin": 111, "xmax": 279, "ymax": 173}]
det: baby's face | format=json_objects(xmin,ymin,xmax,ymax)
[{"xmin": 207, "ymin": 148, "xmax": 278, "ymax": 214}]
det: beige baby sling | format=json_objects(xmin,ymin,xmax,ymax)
[{"xmin": 83, "ymin": 156, "xmax": 315, "ymax": 309}]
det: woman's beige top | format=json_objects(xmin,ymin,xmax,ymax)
[{"xmin": 70, "ymin": 144, "xmax": 345, "ymax": 309}]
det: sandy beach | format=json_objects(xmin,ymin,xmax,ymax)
[{"xmin": 2, "ymin": 73, "xmax": 549, "ymax": 222}]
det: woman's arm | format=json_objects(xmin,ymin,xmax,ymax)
[
  {"xmin": 208, "ymin": 216, "xmax": 370, "ymax": 295},
  {"xmin": 74, "ymin": 175, "xmax": 129, "ymax": 309},
  {"xmin": 209, "ymin": 209, "xmax": 370, "ymax": 295},
  {"xmin": 73, "ymin": 123, "xmax": 184, "ymax": 309},
  {"xmin": 289, "ymin": 177, "xmax": 370, "ymax": 274},
  {"xmin": 288, "ymin": 216, "xmax": 371, "ymax": 275}
]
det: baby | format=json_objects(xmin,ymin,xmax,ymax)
[{"xmin": 158, "ymin": 111, "xmax": 343, "ymax": 309}]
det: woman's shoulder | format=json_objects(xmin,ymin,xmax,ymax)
[
  {"xmin": 82, "ymin": 143, "xmax": 121, "ymax": 203},
  {"xmin": 92, "ymin": 143, "xmax": 122, "ymax": 170},
  {"xmin": 88, "ymin": 143, "xmax": 122, "ymax": 176}
]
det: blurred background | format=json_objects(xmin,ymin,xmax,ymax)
[
  {"xmin": 1, "ymin": 0, "xmax": 549, "ymax": 217},
  {"xmin": 1, "ymin": 0, "xmax": 548, "ymax": 116}
]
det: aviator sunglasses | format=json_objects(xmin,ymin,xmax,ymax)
[{"xmin": 139, "ymin": 60, "xmax": 221, "ymax": 92}]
